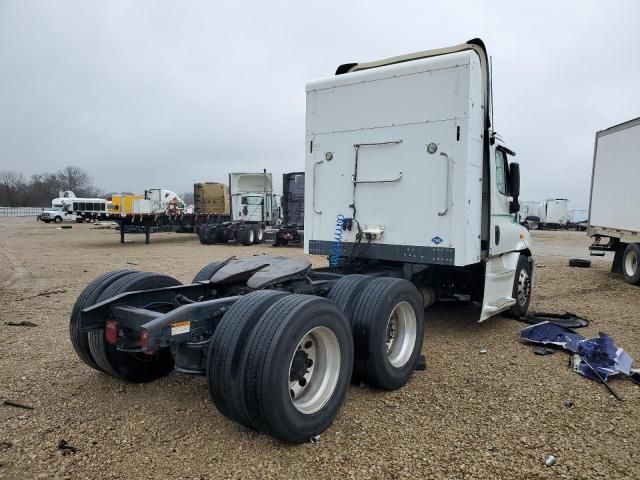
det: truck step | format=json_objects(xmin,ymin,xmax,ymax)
[
  {"xmin": 486, "ymin": 267, "xmax": 515, "ymax": 278},
  {"xmin": 484, "ymin": 297, "xmax": 516, "ymax": 313},
  {"xmin": 590, "ymin": 251, "xmax": 606, "ymax": 257}
]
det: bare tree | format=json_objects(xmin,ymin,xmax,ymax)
[
  {"xmin": 0, "ymin": 170, "xmax": 26, "ymax": 206},
  {"xmin": 57, "ymin": 166, "xmax": 90, "ymax": 195},
  {"xmin": 181, "ymin": 191, "xmax": 195, "ymax": 205}
]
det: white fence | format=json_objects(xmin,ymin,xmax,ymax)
[{"xmin": 0, "ymin": 207, "xmax": 45, "ymax": 217}]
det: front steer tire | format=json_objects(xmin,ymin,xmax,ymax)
[
  {"xmin": 207, "ymin": 290, "xmax": 289, "ymax": 427},
  {"xmin": 69, "ymin": 269, "xmax": 134, "ymax": 372},
  {"xmin": 87, "ymin": 271, "xmax": 180, "ymax": 382},
  {"xmin": 243, "ymin": 295, "xmax": 353, "ymax": 443},
  {"xmin": 351, "ymin": 278, "xmax": 425, "ymax": 390},
  {"xmin": 508, "ymin": 255, "xmax": 533, "ymax": 318}
]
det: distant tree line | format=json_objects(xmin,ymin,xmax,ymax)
[{"xmin": 0, "ymin": 166, "xmax": 102, "ymax": 207}]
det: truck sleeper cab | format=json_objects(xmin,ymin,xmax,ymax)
[
  {"xmin": 69, "ymin": 39, "xmax": 532, "ymax": 445},
  {"xmin": 305, "ymin": 38, "xmax": 532, "ymax": 321}
]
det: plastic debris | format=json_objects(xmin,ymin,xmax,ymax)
[
  {"xmin": 519, "ymin": 312, "xmax": 589, "ymax": 328},
  {"xmin": 520, "ymin": 321, "xmax": 583, "ymax": 353},
  {"xmin": 521, "ymin": 322, "xmax": 638, "ymax": 400},
  {"xmin": 310, "ymin": 435, "xmax": 321, "ymax": 444},
  {"xmin": 573, "ymin": 334, "xmax": 632, "ymax": 382},
  {"xmin": 479, "ymin": 348, "xmax": 487, "ymax": 354},
  {"xmin": 545, "ymin": 455, "xmax": 556, "ymax": 466}
]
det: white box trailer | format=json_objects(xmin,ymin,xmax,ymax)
[
  {"xmin": 542, "ymin": 198, "xmax": 569, "ymax": 228},
  {"xmin": 588, "ymin": 117, "xmax": 640, "ymax": 284},
  {"xmin": 305, "ymin": 39, "xmax": 533, "ymax": 321}
]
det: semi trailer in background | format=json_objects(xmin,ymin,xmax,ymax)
[
  {"xmin": 518, "ymin": 199, "xmax": 570, "ymax": 230},
  {"xmin": 71, "ymin": 39, "xmax": 533, "ymax": 444},
  {"xmin": 111, "ymin": 189, "xmax": 211, "ymax": 243},
  {"xmin": 197, "ymin": 171, "xmax": 278, "ymax": 245},
  {"xmin": 271, "ymin": 172, "xmax": 305, "ymax": 246},
  {"xmin": 568, "ymin": 208, "xmax": 588, "ymax": 230},
  {"xmin": 542, "ymin": 198, "xmax": 569, "ymax": 229},
  {"xmin": 588, "ymin": 117, "xmax": 640, "ymax": 284},
  {"xmin": 193, "ymin": 182, "xmax": 230, "ymax": 216}
]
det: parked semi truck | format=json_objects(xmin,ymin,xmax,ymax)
[
  {"xmin": 271, "ymin": 172, "xmax": 305, "ymax": 246},
  {"xmin": 70, "ymin": 39, "xmax": 532, "ymax": 444},
  {"xmin": 588, "ymin": 117, "xmax": 640, "ymax": 284},
  {"xmin": 197, "ymin": 171, "xmax": 278, "ymax": 245}
]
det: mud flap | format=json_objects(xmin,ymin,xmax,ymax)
[{"xmin": 480, "ymin": 252, "xmax": 519, "ymax": 322}]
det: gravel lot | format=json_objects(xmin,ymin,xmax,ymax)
[{"xmin": 1, "ymin": 218, "xmax": 639, "ymax": 479}]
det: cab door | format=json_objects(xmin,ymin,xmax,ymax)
[
  {"xmin": 480, "ymin": 145, "xmax": 520, "ymax": 321},
  {"xmin": 489, "ymin": 147, "xmax": 515, "ymax": 256}
]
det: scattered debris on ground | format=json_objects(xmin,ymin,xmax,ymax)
[
  {"xmin": 569, "ymin": 258, "xmax": 591, "ymax": 268},
  {"xmin": 521, "ymin": 321, "xmax": 639, "ymax": 399},
  {"xmin": 3, "ymin": 399, "xmax": 34, "ymax": 410},
  {"xmin": 4, "ymin": 321, "xmax": 38, "ymax": 327},
  {"xmin": 518, "ymin": 311, "xmax": 589, "ymax": 328},
  {"xmin": 57, "ymin": 439, "xmax": 77, "ymax": 455}
]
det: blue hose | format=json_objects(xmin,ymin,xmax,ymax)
[{"xmin": 329, "ymin": 214, "xmax": 345, "ymax": 267}]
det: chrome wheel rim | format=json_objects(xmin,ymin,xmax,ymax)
[
  {"xmin": 249, "ymin": 229, "xmax": 255, "ymax": 243},
  {"xmin": 385, "ymin": 301, "xmax": 417, "ymax": 368},
  {"xmin": 517, "ymin": 268, "xmax": 531, "ymax": 306},
  {"xmin": 625, "ymin": 250, "xmax": 638, "ymax": 277},
  {"xmin": 257, "ymin": 228, "xmax": 264, "ymax": 241},
  {"xmin": 288, "ymin": 326, "xmax": 340, "ymax": 415}
]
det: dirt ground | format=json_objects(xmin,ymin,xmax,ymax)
[{"xmin": 1, "ymin": 218, "xmax": 638, "ymax": 480}]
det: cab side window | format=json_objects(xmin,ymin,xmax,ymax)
[{"xmin": 495, "ymin": 150, "xmax": 508, "ymax": 196}]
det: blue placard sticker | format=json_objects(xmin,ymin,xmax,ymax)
[{"xmin": 431, "ymin": 236, "xmax": 443, "ymax": 245}]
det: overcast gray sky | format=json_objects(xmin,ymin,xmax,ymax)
[{"xmin": 1, "ymin": 0, "xmax": 639, "ymax": 208}]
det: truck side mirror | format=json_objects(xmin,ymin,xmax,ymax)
[{"xmin": 509, "ymin": 162, "xmax": 520, "ymax": 213}]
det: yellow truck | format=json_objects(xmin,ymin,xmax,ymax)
[{"xmin": 109, "ymin": 195, "xmax": 144, "ymax": 215}]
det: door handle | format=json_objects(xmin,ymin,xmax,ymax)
[
  {"xmin": 438, "ymin": 152, "xmax": 451, "ymax": 216},
  {"xmin": 312, "ymin": 160, "xmax": 323, "ymax": 214},
  {"xmin": 351, "ymin": 173, "xmax": 403, "ymax": 184}
]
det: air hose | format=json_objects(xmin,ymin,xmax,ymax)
[{"xmin": 329, "ymin": 214, "xmax": 345, "ymax": 267}]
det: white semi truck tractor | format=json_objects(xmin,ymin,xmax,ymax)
[
  {"xmin": 588, "ymin": 117, "xmax": 640, "ymax": 284},
  {"xmin": 69, "ymin": 39, "xmax": 532, "ymax": 444}
]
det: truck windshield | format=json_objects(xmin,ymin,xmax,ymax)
[{"xmin": 242, "ymin": 196, "xmax": 263, "ymax": 205}]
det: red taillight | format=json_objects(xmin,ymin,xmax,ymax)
[
  {"xmin": 141, "ymin": 329, "xmax": 150, "ymax": 353},
  {"xmin": 105, "ymin": 320, "xmax": 118, "ymax": 344}
]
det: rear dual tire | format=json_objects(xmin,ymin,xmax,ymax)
[
  {"xmin": 83, "ymin": 271, "xmax": 180, "ymax": 382},
  {"xmin": 69, "ymin": 269, "xmax": 134, "ymax": 371},
  {"xmin": 208, "ymin": 294, "xmax": 353, "ymax": 443},
  {"xmin": 350, "ymin": 278, "xmax": 425, "ymax": 389}
]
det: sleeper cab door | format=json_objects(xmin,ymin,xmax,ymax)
[{"xmin": 480, "ymin": 146, "xmax": 522, "ymax": 321}]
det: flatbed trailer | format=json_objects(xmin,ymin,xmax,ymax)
[
  {"xmin": 70, "ymin": 39, "xmax": 533, "ymax": 443},
  {"xmin": 115, "ymin": 213, "xmax": 225, "ymax": 244}
]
